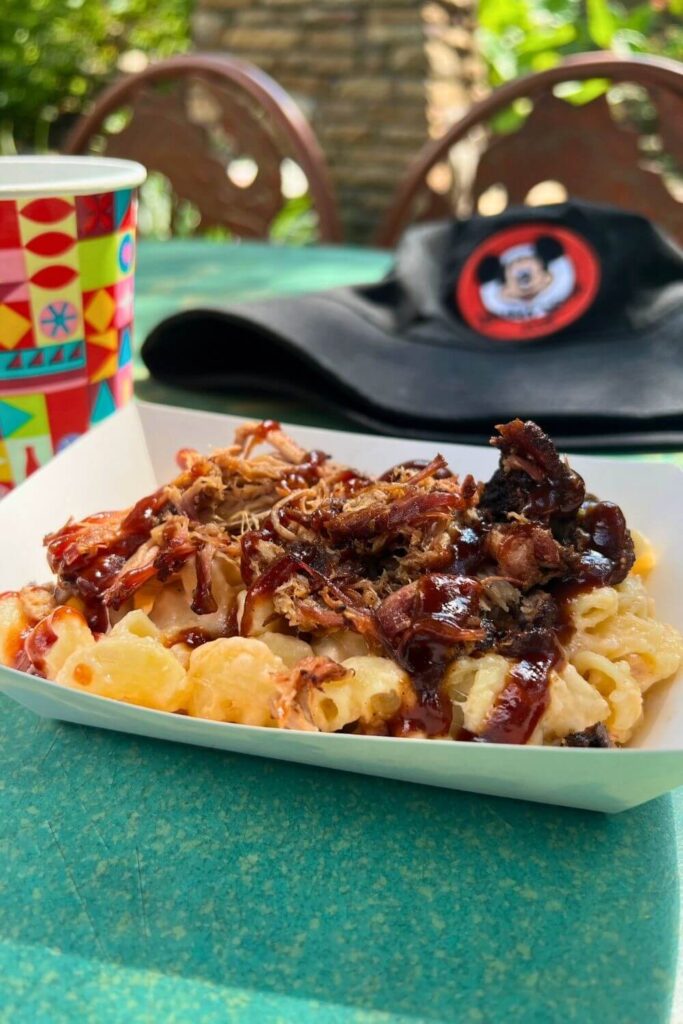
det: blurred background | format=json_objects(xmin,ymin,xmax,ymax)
[{"xmin": 2, "ymin": 0, "xmax": 682, "ymax": 243}]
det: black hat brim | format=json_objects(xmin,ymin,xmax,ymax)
[{"xmin": 142, "ymin": 290, "xmax": 683, "ymax": 451}]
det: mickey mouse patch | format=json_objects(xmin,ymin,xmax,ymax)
[{"xmin": 456, "ymin": 223, "xmax": 601, "ymax": 340}]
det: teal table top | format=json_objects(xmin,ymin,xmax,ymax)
[
  {"xmin": 1, "ymin": 240, "xmax": 682, "ymax": 1023},
  {"xmin": 133, "ymin": 240, "xmax": 395, "ymax": 430}
]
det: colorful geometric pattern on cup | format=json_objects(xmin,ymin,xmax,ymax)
[{"xmin": 0, "ymin": 188, "xmax": 137, "ymax": 496}]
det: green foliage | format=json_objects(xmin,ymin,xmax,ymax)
[
  {"xmin": 4, "ymin": 0, "xmax": 679, "ymax": 245},
  {"xmin": 477, "ymin": 0, "xmax": 683, "ymax": 88},
  {"xmin": 0, "ymin": 0, "xmax": 190, "ymax": 151},
  {"xmin": 1, "ymin": 1, "xmax": 320, "ymax": 244},
  {"xmin": 268, "ymin": 195, "xmax": 318, "ymax": 246},
  {"xmin": 135, "ymin": 172, "xmax": 317, "ymax": 245}
]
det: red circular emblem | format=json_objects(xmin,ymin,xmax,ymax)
[{"xmin": 456, "ymin": 223, "xmax": 601, "ymax": 341}]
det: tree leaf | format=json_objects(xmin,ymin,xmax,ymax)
[
  {"xmin": 554, "ymin": 77, "xmax": 610, "ymax": 105},
  {"xmin": 516, "ymin": 24, "xmax": 577, "ymax": 55},
  {"xmin": 586, "ymin": 0, "xmax": 617, "ymax": 47}
]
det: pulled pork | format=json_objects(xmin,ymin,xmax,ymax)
[{"xmin": 44, "ymin": 417, "xmax": 635, "ymax": 742}]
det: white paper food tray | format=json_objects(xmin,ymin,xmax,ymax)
[{"xmin": 1, "ymin": 400, "xmax": 682, "ymax": 813}]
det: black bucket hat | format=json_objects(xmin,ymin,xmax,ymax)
[{"xmin": 142, "ymin": 200, "xmax": 683, "ymax": 449}]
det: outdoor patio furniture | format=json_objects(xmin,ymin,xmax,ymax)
[
  {"xmin": 377, "ymin": 52, "xmax": 683, "ymax": 248},
  {"xmin": 62, "ymin": 53, "xmax": 342, "ymax": 242}
]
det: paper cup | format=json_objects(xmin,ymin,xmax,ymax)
[{"xmin": 0, "ymin": 156, "xmax": 146, "ymax": 496}]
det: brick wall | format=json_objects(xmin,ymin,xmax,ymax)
[{"xmin": 192, "ymin": 0, "xmax": 484, "ymax": 243}]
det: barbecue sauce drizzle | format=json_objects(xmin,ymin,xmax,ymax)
[
  {"xmin": 41, "ymin": 415, "xmax": 636, "ymax": 746},
  {"xmin": 45, "ymin": 490, "xmax": 173, "ymax": 632},
  {"xmin": 477, "ymin": 641, "xmax": 561, "ymax": 744},
  {"xmin": 377, "ymin": 574, "xmax": 485, "ymax": 737}
]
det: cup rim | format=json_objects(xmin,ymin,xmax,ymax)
[{"xmin": 0, "ymin": 156, "xmax": 147, "ymax": 198}]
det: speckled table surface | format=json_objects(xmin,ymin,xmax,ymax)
[{"xmin": 1, "ymin": 241, "xmax": 681, "ymax": 1023}]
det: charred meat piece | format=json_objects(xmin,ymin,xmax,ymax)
[
  {"xmin": 562, "ymin": 723, "xmax": 613, "ymax": 748},
  {"xmin": 566, "ymin": 501, "xmax": 635, "ymax": 587},
  {"xmin": 494, "ymin": 590, "xmax": 559, "ymax": 660},
  {"xmin": 481, "ymin": 419, "xmax": 585, "ymax": 522},
  {"xmin": 481, "ymin": 421, "xmax": 634, "ymax": 592}
]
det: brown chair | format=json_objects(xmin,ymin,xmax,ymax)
[
  {"xmin": 63, "ymin": 53, "xmax": 342, "ymax": 242},
  {"xmin": 377, "ymin": 52, "xmax": 683, "ymax": 248}
]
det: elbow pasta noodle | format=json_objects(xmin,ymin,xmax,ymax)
[
  {"xmin": 35, "ymin": 608, "xmax": 96, "ymax": 680},
  {"xmin": 443, "ymin": 655, "xmax": 511, "ymax": 735},
  {"xmin": 307, "ymin": 656, "xmax": 410, "ymax": 733},
  {"xmin": 0, "ymin": 595, "xmax": 29, "ymax": 668},
  {"xmin": 56, "ymin": 630, "xmax": 191, "ymax": 713},
  {"xmin": 557, "ymin": 538, "xmax": 683, "ymax": 743},
  {"xmin": 312, "ymin": 630, "xmax": 370, "ymax": 663},
  {"xmin": 258, "ymin": 632, "xmax": 314, "ymax": 668},
  {"xmin": 531, "ymin": 664, "xmax": 610, "ymax": 746},
  {"xmin": 186, "ymin": 637, "xmax": 285, "ymax": 727}
]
